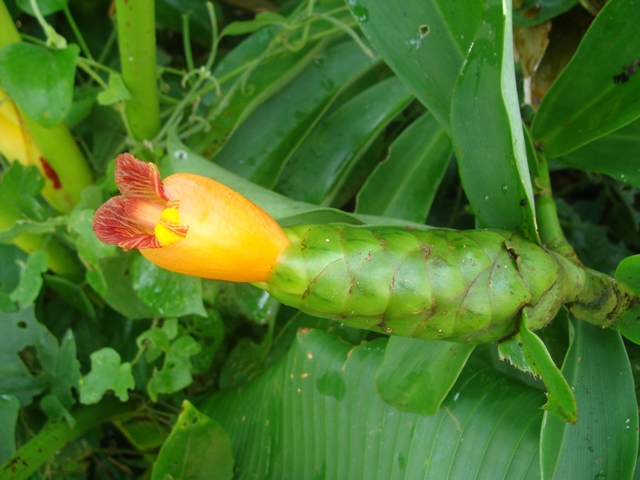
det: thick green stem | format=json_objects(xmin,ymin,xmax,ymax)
[
  {"xmin": 551, "ymin": 252, "xmax": 634, "ymax": 328},
  {"xmin": 115, "ymin": 0, "xmax": 161, "ymax": 143},
  {"xmin": 534, "ymin": 156, "xmax": 579, "ymax": 263},
  {"xmin": 0, "ymin": 398, "xmax": 138, "ymax": 480},
  {"xmin": 532, "ymin": 155, "xmax": 639, "ymax": 327}
]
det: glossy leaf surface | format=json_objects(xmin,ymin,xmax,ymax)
[
  {"xmin": 531, "ymin": 0, "xmax": 640, "ymax": 156},
  {"xmin": 347, "ymin": 0, "xmax": 483, "ymax": 131},
  {"xmin": 202, "ymin": 329, "xmax": 543, "ymax": 479},
  {"xmin": 376, "ymin": 337, "xmax": 475, "ymax": 415},
  {"xmin": 356, "ymin": 112, "xmax": 452, "ymax": 223},
  {"xmin": 451, "ymin": 0, "xmax": 537, "ymax": 239},
  {"xmin": 540, "ymin": 319, "xmax": 638, "ymax": 479},
  {"xmin": 274, "ymin": 76, "xmax": 413, "ymax": 205},
  {"xmin": 152, "ymin": 401, "xmax": 234, "ymax": 480}
]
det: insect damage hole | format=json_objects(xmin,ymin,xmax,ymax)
[{"xmin": 418, "ymin": 24, "xmax": 430, "ymax": 37}]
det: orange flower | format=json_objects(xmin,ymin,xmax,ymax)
[{"xmin": 93, "ymin": 153, "xmax": 291, "ymax": 282}]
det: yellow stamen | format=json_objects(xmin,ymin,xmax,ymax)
[{"xmin": 154, "ymin": 202, "xmax": 188, "ymax": 246}]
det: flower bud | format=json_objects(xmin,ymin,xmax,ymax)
[{"xmin": 93, "ymin": 153, "xmax": 291, "ymax": 282}]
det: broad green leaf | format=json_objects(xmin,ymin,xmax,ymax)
[
  {"xmin": 513, "ymin": 0, "xmax": 578, "ymax": 26},
  {"xmin": 214, "ymin": 283, "xmax": 279, "ymax": 326},
  {"xmin": 499, "ymin": 320, "xmax": 577, "ymax": 423},
  {"xmin": 97, "ymin": 72, "xmax": 131, "ymax": 106},
  {"xmin": 214, "ymin": 38, "xmax": 379, "ymax": 187},
  {"xmin": 541, "ymin": 319, "xmax": 638, "ymax": 479},
  {"xmin": 101, "ymin": 251, "xmax": 206, "ymax": 319},
  {"xmin": 9, "ymin": 250, "xmax": 48, "ymax": 307},
  {"xmin": 274, "ymin": 76, "xmax": 413, "ymax": 205},
  {"xmin": 451, "ymin": 0, "xmax": 537, "ymax": 240},
  {"xmin": 16, "ymin": 0, "xmax": 67, "ymax": 15},
  {"xmin": 79, "ymin": 347, "xmax": 134, "ymax": 404},
  {"xmin": 556, "ymin": 118, "xmax": 640, "ymax": 187},
  {"xmin": 0, "ymin": 394, "xmax": 19, "ymax": 463},
  {"xmin": 0, "ymin": 43, "xmax": 79, "ymax": 127},
  {"xmin": 356, "ymin": 112, "xmax": 451, "ymax": 222},
  {"xmin": 531, "ymin": 0, "xmax": 640, "ymax": 156},
  {"xmin": 347, "ymin": 0, "xmax": 483, "ymax": 131},
  {"xmin": 130, "ymin": 254, "xmax": 206, "ymax": 318},
  {"xmin": 203, "ymin": 329, "xmax": 543, "ymax": 479},
  {"xmin": 0, "ymin": 307, "xmax": 80, "ymax": 407},
  {"xmin": 152, "ymin": 401, "xmax": 234, "ymax": 480},
  {"xmin": 376, "ymin": 337, "xmax": 475, "ymax": 415}
]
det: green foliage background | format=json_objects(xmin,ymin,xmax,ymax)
[{"xmin": 1, "ymin": 0, "xmax": 640, "ymax": 478}]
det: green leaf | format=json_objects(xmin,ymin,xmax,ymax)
[
  {"xmin": 16, "ymin": 0, "xmax": 68, "ymax": 16},
  {"xmin": 0, "ymin": 218, "xmax": 61, "ymax": 244},
  {"xmin": 130, "ymin": 254, "xmax": 206, "ymax": 318},
  {"xmin": 274, "ymin": 76, "xmax": 413, "ymax": 205},
  {"xmin": 9, "ymin": 250, "xmax": 48, "ymax": 307},
  {"xmin": 181, "ymin": 311, "xmax": 225, "ymax": 375},
  {"xmin": 101, "ymin": 251, "xmax": 206, "ymax": 319},
  {"xmin": 67, "ymin": 208, "xmax": 116, "ymax": 296},
  {"xmin": 0, "ymin": 43, "xmax": 79, "ymax": 127},
  {"xmin": 79, "ymin": 347, "xmax": 134, "ymax": 404},
  {"xmin": 556, "ymin": 118, "xmax": 640, "ymax": 187},
  {"xmin": 513, "ymin": 0, "xmax": 578, "ymax": 26},
  {"xmin": 40, "ymin": 393, "xmax": 74, "ymax": 426},
  {"xmin": 356, "ymin": 112, "xmax": 452, "ymax": 222},
  {"xmin": 115, "ymin": 417, "xmax": 168, "ymax": 451},
  {"xmin": 214, "ymin": 283, "xmax": 279, "ymax": 326},
  {"xmin": 531, "ymin": 0, "xmax": 640, "ymax": 156},
  {"xmin": 451, "ymin": 0, "xmax": 537, "ymax": 239},
  {"xmin": 50, "ymin": 329, "xmax": 81, "ymax": 409},
  {"xmin": 44, "ymin": 275, "xmax": 97, "ymax": 321},
  {"xmin": 146, "ymin": 335, "xmax": 202, "ymax": 402},
  {"xmin": 203, "ymin": 330, "xmax": 543, "ymax": 478},
  {"xmin": 0, "ymin": 394, "xmax": 20, "ymax": 463},
  {"xmin": 612, "ymin": 254, "xmax": 640, "ymax": 343},
  {"xmin": 376, "ymin": 337, "xmax": 475, "ymax": 415},
  {"xmin": 540, "ymin": 319, "xmax": 638, "ymax": 479},
  {"xmin": 97, "ymin": 72, "xmax": 131, "ymax": 105},
  {"xmin": 347, "ymin": 0, "xmax": 483, "ymax": 131},
  {"xmin": 498, "ymin": 319, "xmax": 577, "ymax": 423},
  {"xmin": 152, "ymin": 401, "xmax": 234, "ymax": 480},
  {"xmin": 0, "ymin": 306, "xmax": 79, "ymax": 406},
  {"xmin": 0, "ymin": 162, "xmax": 47, "ymax": 221},
  {"xmin": 214, "ymin": 38, "xmax": 379, "ymax": 187}
]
